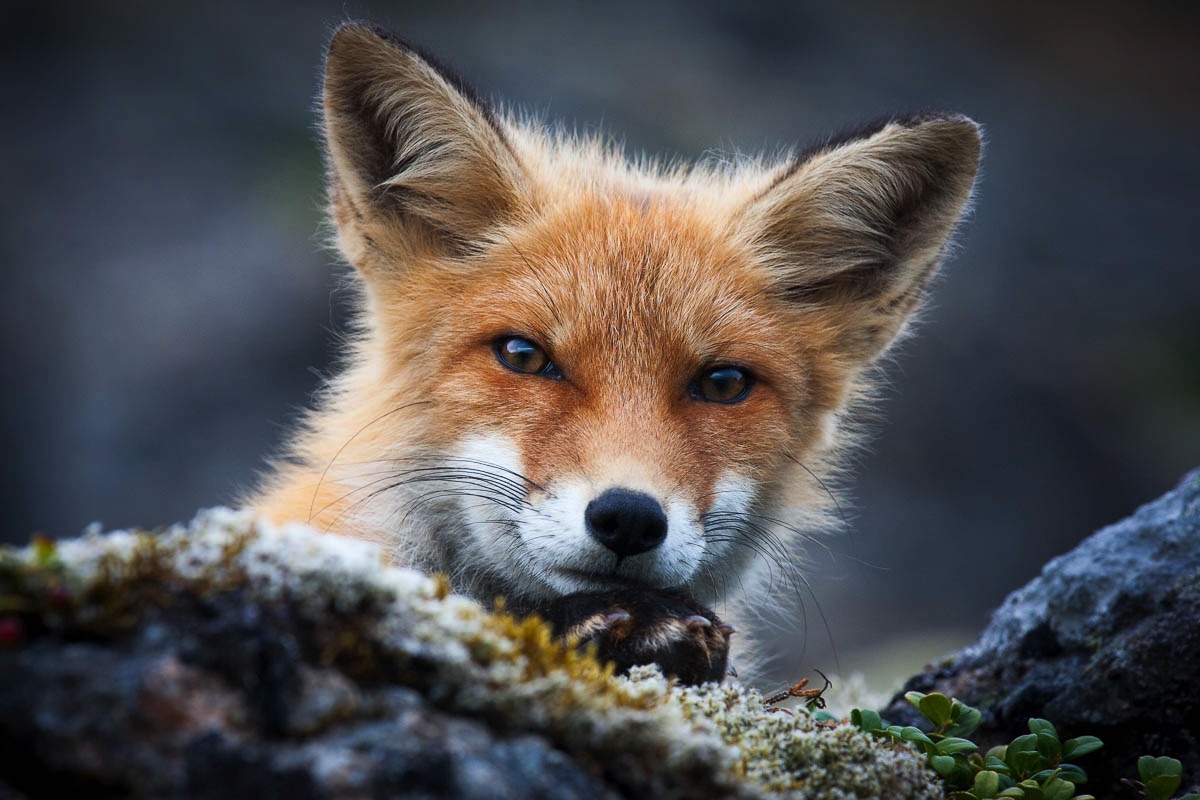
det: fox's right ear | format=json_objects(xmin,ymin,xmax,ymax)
[
  {"xmin": 322, "ymin": 23, "xmax": 526, "ymax": 266},
  {"xmin": 742, "ymin": 114, "xmax": 981, "ymax": 364}
]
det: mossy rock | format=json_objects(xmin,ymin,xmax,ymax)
[{"xmin": 0, "ymin": 509, "xmax": 939, "ymax": 799}]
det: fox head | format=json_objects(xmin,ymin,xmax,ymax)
[{"xmin": 254, "ymin": 23, "xmax": 981, "ymax": 610}]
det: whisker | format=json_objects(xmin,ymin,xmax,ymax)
[
  {"xmin": 308, "ymin": 400, "xmax": 433, "ymax": 522},
  {"xmin": 314, "ymin": 465, "xmax": 532, "ymax": 529},
  {"xmin": 784, "ymin": 453, "xmax": 848, "ymax": 530},
  {"xmin": 395, "ymin": 455, "xmax": 548, "ymax": 498},
  {"xmin": 322, "ymin": 457, "xmax": 539, "ymax": 537}
]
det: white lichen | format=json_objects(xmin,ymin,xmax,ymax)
[{"xmin": 14, "ymin": 508, "xmax": 941, "ymax": 799}]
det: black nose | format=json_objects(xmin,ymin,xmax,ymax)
[{"xmin": 585, "ymin": 488, "xmax": 668, "ymax": 558}]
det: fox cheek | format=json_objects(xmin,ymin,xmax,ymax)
[
  {"xmin": 699, "ymin": 471, "xmax": 759, "ymax": 554},
  {"xmin": 449, "ymin": 432, "xmax": 530, "ymax": 544},
  {"xmin": 708, "ymin": 471, "xmax": 758, "ymax": 518}
]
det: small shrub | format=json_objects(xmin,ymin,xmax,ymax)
[{"xmin": 851, "ymin": 691, "xmax": 1195, "ymax": 800}]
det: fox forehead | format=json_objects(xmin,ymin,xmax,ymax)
[{"xmin": 405, "ymin": 192, "xmax": 815, "ymax": 393}]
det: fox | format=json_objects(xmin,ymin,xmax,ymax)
[{"xmin": 249, "ymin": 22, "xmax": 981, "ymax": 683}]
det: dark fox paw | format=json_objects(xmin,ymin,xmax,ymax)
[{"xmin": 540, "ymin": 588, "xmax": 734, "ymax": 685}]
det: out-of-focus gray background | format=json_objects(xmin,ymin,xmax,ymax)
[{"xmin": 3, "ymin": 1, "xmax": 1197, "ymax": 687}]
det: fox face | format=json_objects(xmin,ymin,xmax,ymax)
[
  {"xmin": 418, "ymin": 197, "xmax": 816, "ymax": 604},
  {"xmin": 252, "ymin": 24, "xmax": 981, "ymax": 623}
]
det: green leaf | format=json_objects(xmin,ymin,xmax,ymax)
[
  {"xmin": 1144, "ymin": 774, "xmax": 1183, "ymax": 800},
  {"xmin": 974, "ymin": 770, "xmax": 1002, "ymax": 798},
  {"xmin": 1027, "ymin": 718, "xmax": 1058, "ymax": 739},
  {"xmin": 947, "ymin": 706, "xmax": 984, "ymax": 738},
  {"xmin": 905, "ymin": 690, "xmax": 927, "ymax": 710},
  {"xmin": 900, "ymin": 726, "xmax": 935, "ymax": 747},
  {"xmin": 1007, "ymin": 749, "xmax": 1043, "ymax": 778},
  {"xmin": 1061, "ymin": 736, "xmax": 1103, "ymax": 760},
  {"xmin": 986, "ymin": 756, "xmax": 1013, "ymax": 774},
  {"xmin": 938, "ymin": 737, "xmax": 982, "ymax": 755},
  {"xmin": 1139, "ymin": 756, "xmax": 1182, "ymax": 781},
  {"xmin": 1035, "ymin": 732, "xmax": 1061, "ymax": 761},
  {"xmin": 920, "ymin": 692, "xmax": 954, "ymax": 727},
  {"xmin": 851, "ymin": 708, "xmax": 883, "ymax": 732},
  {"xmin": 1009, "ymin": 734, "xmax": 1040, "ymax": 753},
  {"xmin": 1015, "ymin": 779, "xmax": 1045, "ymax": 800},
  {"xmin": 999, "ymin": 782, "xmax": 1044, "ymax": 800},
  {"xmin": 1005, "ymin": 734, "xmax": 1042, "ymax": 776},
  {"xmin": 1041, "ymin": 777, "xmax": 1075, "ymax": 800},
  {"xmin": 1055, "ymin": 763, "xmax": 1088, "ymax": 784},
  {"xmin": 931, "ymin": 754, "xmax": 958, "ymax": 776}
]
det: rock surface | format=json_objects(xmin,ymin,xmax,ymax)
[
  {"xmin": 0, "ymin": 599, "xmax": 621, "ymax": 800},
  {"xmin": 886, "ymin": 468, "xmax": 1200, "ymax": 796},
  {"xmin": 0, "ymin": 509, "xmax": 938, "ymax": 799}
]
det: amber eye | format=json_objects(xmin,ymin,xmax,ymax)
[
  {"xmin": 692, "ymin": 366, "xmax": 753, "ymax": 404},
  {"xmin": 494, "ymin": 336, "xmax": 562, "ymax": 379}
]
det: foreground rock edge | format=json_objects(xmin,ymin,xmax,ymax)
[{"xmin": 0, "ymin": 508, "xmax": 939, "ymax": 799}]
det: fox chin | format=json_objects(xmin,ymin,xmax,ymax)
[{"xmin": 248, "ymin": 22, "xmax": 981, "ymax": 683}]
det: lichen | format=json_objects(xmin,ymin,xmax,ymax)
[
  {"xmin": 673, "ymin": 676, "xmax": 943, "ymax": 798},
  {"xmin": 1, "ymin": 508, "xmax": 941, "ymax": 799}
]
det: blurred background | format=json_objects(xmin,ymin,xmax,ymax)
[{"xmin": 3, "ymin": 1, "xmax": 1197, "ymax": 690}]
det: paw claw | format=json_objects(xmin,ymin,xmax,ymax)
[
  {"xmin": 718, "ymin": 623, "xmax": 737, "ymax": 638},
  {"xmin": 540, "ymin": 589, "xmax": 731, "ymax": 685}
]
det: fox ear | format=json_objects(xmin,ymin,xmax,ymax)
[
  {"xmin": 744, "ymin": 114, "xmax": 981, "ymax": 362},
  {"xmin": 322, "ymin": 23, "xmax": 526, "ymax": 263}
]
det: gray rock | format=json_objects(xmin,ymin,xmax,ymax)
[
  {"xmin": 0, "ymin": 593, "xmax": 623, "ymax": 799},
  {"xmin": 887, "ymin": 468, "xmax": 1200, "ymax": 796}
]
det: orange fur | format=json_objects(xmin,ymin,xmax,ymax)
[{"xmin": 248, "ymin": 23, "xmax": 981, "ymax": 656}]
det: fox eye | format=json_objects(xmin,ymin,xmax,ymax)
[
  {"xmin": 494, "ymin": 336, "xmax": 562, "ymax": 379},
  {"xmin": 692, "ymin": 366, "xmax": 753, "ymax": 404}
]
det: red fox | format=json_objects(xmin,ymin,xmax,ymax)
[{"xmin": 250, "ymin": 23, "xmax": 981, "ymax": 682}]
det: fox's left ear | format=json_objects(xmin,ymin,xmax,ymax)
[
  {"xmin": 321, "ymin": 23, "xmax": 527, "ymax": 267},
  {"xmin": 743, "ymin": 114, "xmax": 982, "ymax": 362}
]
